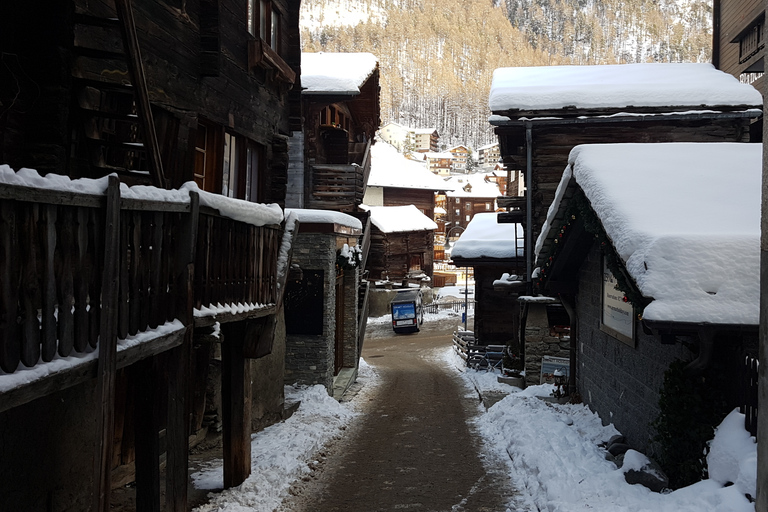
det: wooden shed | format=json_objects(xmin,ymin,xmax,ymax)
[{"xmin": 489, "ymin": 63, "xmax": 763, "ymax": 293}]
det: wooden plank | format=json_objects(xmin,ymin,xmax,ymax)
[
  {"xmin": 165, "ymin": 335, "xmax": 190, "ymax": 512},
  {"xmin": 221, "ymin": 323, "xmax": 252, "ymax": 488},
  {"xmin": 57, "ymin": 207, "xmax": 76, "ymax": 356},
  {"xmin": 149, "ymin": 211, "xmax": 163, "ymax": 329},
  {"xmin": 41, "ymin": 204, "xmax": 58, "ymax": 362},
  {"xmin": 89, "ymin": 209, "xmax": 104, "ymax": 348},
  {"xmin": 129, "ymin": 211, "xmax": 142, "ymax": 335},
  {"xmin": 19, "ymin": 205, "xmax": 40, "ymax": 366},
  {"xmin": 0, "ymin": 202, "xmax": 20, "ymax": 372},
  {"xmin": 0, "ymin": 184, "xmax": 104, "ymax": 208},
  {"xmin": 93, "ymin": 175, "xmax": 121, "ymax": 512},
  {"xmin": 74, "ymin": 208, "xmax": 91, "ymax": 352}
]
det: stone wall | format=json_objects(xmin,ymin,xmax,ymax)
[
  {"xmin": 521, "ymin": 299, "xmax": 570, "ymax": 386},
  {"xmin": 342, "ymin": 269, "xmax": 360, "ymax": 368},
  {"xmin": 576, "ymin": 245, "xmax": 690, "ymax": 454},
  {"xmin": 285, "ymin": 232, "xmax": 336, "ymax": 391}
]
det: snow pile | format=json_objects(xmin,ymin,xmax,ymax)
[
  {"xmin": 360, "ymin": 204, "xmax": 437, "ymax": 233},
  {"xmin": 451, "ymin": 212, "xmax": 524, "ymax": 259},
  {"xmin": 489, "ymin": 63, "xmax": 762, "ymax": 112},
  {"xmin": 192, "ymin": 384, "xmax": 360, "ymax": 512},
  {"xmin": 368, "ymin": 141, "xmax": 452, "ymax": 191},
  {"xmin": 469, "ymin": 374, "xmax": 756, "ymax": 511},
  {"xmin": 301, "ymin": 52, "xmax": 378, "ymax": 94},
  {"xmin": 707, "ymin": 408, "xmax": 757, "ymax": 500},
  {"xmin": 284, "ymin": 208, "xmax": 362, "ymax": 230},
  {"xmin": 338, "ymin": 243, "xmax": 362, "ymax": 266},
  {"xmin": 180, "ymin": 182, "xmax": 283, "ymax": 227},
  {"xmin": 548, "ymin": 143, "xmax": 761, "ymax": 325}
]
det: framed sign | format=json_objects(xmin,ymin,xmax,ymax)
[{"xmin": 600, "ymin": 259, "xmax": 635, "ymax": 346}]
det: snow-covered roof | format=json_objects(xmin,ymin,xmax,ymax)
[
  {"xmin": 360, "ymin": 204, "xmax": 437, "ymax": 233},
  {"xmin": 368, "ymin": 142, "xmax": 454, "ymax": 191},
  {"xmin": 422, "ymin": 151, "xmax": 454, "ymax": 160},
  {"xmin": 301, "ymin": 52, "xmax": 378, "ymax": 95},
  {"xmin": 489, "ymin": 63, "xmax": 762, "ymax": 113},
  {"xmin": 413, "ymin": 127, "xmax": 437, "ymax": 135},
  {"xmin": 284, "ymin": 208, "xmax": 362, "ymax": 230},
  {"xmin": 478, "ymin": 142, "xmax": 499, "ymax": 151},
  {"xmin": 451, "ymin": 212, "xmax": 524, "ymax": 260},
  {"xmin": 536, "ymin": 143, "xmax": 761, "ymax": 325},
  {"xmin": 444, "ymin": 174, "xmax": 501, "ymax": 198}
]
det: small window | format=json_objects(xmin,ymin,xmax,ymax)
[
  {"xmin": 454, "ymin": 209, "xmax": 460, "ymax": 216},
  {"xmin": 465, "ymin": 215, "xmax": 470, "ymax": 222},
  {"xmin": 222, "ymin": 132, "xmax": 239, "ymax": 198},
  {"xmin": 271, "ymin": 7, "xmax": 280, "ymax": 50},
  {"xmin": 465, "ymin": 202, "xmax": 471, "ymax": 210},
  {"xmin": 455, "ymin": 197, "xmax": 460, "ymax": 203},
  {"xmin": 486, "ymin": 202, "xmax": 492, "ymax": 211}
]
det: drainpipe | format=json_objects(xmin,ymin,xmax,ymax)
[
  {"xmin": 525, "ymin": 122, "xmax": 533, "ymax": 295},
  {"xmin": 684, "ymin": 329, "xmax": 715, "ymax": 376},
  {"xmin": 559, "ymin": 295, "xmax": 578, "ymax": 396}
]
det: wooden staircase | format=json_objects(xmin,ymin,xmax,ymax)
[{"xmin": 71, "ymin": 0, "xmax": 166, "ymax": 188}]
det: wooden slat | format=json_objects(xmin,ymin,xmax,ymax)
[
  {"xmin": 149, "ymin": 211, "xmax": 163, "ymax": 329},
  {"xmin": 74, "ymin": 208, "xmax": 91, "ymax": 352},
  {"xmin": 117, "ymin": 214, "xmax": 130, "ymax": 340},
  {"xmin": 41, "ymin": 204, "xmax": 58, "ymax": 362},
  {"xmin": 19, "ymin": 205, "xmax": 40, "ymax": 366},
  {"xmin": 89, "ymin": 209, "xmax": 104, "ymax": 349},
  {"xmin": 57, "ymin": 207, "xmax": 76, "ymax": 356},
  {"xmin": 133, "ymin": 355, "xmax": 161, "ymax": 512},
  {"xmin": 221, "ymin": 324, "xmax": 251, "ymax": 488},
  {"xmin": 0, "ymin": 202, "xmax": 20, "ymax": 372}
]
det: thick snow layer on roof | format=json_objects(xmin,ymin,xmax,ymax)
[
  {"xmin": 284, "ymin": 208, "xmax": 362, "ymax": 230},
  {"xmin": 543, "ymin": 143, "xmax": 761, "ymax": 325},
  {"xmin": 369, "ymin": 142, "xmax": 453, "ymax": 191},
  {"xmin": 444, "ymin": 174, "xmax": 501, "ymax": 198},
  {"xmin": 451, "ymin": 213, "xmax": 524, "ymax": 259},
  {"xmin": 301, "ymin": 52, "xmax": 378, "ymax": 94},
  {"xmin": 489, "ymin": 63, "xmax": 762, "ymax": 113},
  {"xmin": 360, "ymin": 204, "xmax": 437, "ymax": 233}
]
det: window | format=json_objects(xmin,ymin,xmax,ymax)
[
  {"xmin": 455, "ymin": 197, "xmax": 460, "ymax": 203},
  {"xmin": 486, "ymin": 202, "xmax": 492, "ymax": 211},
  {"xmin": 465, "ymin": 215, "xmax": 470, "ymax": 222},
  {"xmin": 248, "ymin": 0, "xmax": 279, "ymax": 50},
  {"xmin": 465, "ymin": 202, "xmax": 471, "ymax": 210},
  {"xmin": 222, "ymin": 132, "xmax": 266, "ymax": 202},
  {"xmin": 739, "ymin": 18, "xmax": 764, "ymax": 64},
  {"xmin": 222, "ymin": 132, "xmax": 239, "ymax": 198},
  {"xmin": 454, "ymin": 209, "xmax": 460, "ymax": 216}
]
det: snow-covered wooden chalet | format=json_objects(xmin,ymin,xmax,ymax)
[
  {"xmin": 489, "ymin": 63, "xmax": 763, "ymax": 294},
  {"xmin": 535, "ymin": 142, "xmax": 760, "ymax": 456},
  {"xmin": 713, "ymin": 0, "xmax": 765, "ymax": 94}
]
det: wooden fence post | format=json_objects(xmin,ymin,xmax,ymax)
[
  {"xmin": 221, "ymin": 321, "xmax": 252, "ymax": 488},
  {"xmin": 165, "ymin": 190, "xmax": 199, "ymax": 512},
  {"xmin": 93, "ymin": 176, "xmax": 121, "ymax": 512}
]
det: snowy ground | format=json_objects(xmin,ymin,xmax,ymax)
[{"xmin": 190, "ymin": 323, "xmax": 757, "ymax": 512}]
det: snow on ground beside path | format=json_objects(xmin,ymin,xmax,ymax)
[
  {"xmin": 447, "ymin": 346, "xmax": 756, "ymax": 512},
  {"xmin": 191, "ymin": 360, "xmax": 379, "ymax": 512}
]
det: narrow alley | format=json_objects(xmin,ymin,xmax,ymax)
[{"xmin": 280, "ymin": 319, "xmax": 518, "ymax": 512}]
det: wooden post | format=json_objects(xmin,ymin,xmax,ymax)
[
  {"xmin": 221, "ymin": 322, "xmax": 252, "ymax": 488},
  {"xmin": 133, "ymin": 356, "xmax": 161, "ymax": 512},
  {"xmin": 93, "ymin": 176, "xmax": 121, "ymax": 512},
  {"xmin": 165, "ymin": 191, "xmax": 199, "ymax": 512}
]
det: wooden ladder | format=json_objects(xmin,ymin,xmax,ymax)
[{"xmin": 71, "ymin": 0, "xmax": 166, "ymax": 188}]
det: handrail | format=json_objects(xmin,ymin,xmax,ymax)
[{"xmin": 359, "ymin": 214, "xmax": 372, "ymax": 271}]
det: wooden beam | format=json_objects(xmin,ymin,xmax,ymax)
[
  {"xmin": 114, "ymin": 0, "xmax": 167, "ymax": 188},
  {"xmin": 221, "ymin": 323, "xmax": 252, "ymax": 488},
  {"xmin": 133, "ymin": 356, "xmax": 161, "ymax": 512},
  {"xmin": 93, "ymin": 176, "xmax": 121, "ymax": 512}
]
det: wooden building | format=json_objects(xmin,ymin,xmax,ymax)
[
  {"xmin": 422, "ymin": 151, "xmax": 455, "ymax": 176},
  {"xmin": 489, "ymin": 63, "xmax": 763, "ymax": 293},
  {"xmin": 713, "ymin": 0, "xmax": 765, "ymax": 94},
  {"xmin": 444, "ymin": 174, "xmax": 500, "ymax": 234},
  {"xmin": 451, "ymin": 213, "xmax": 525, "ymax": 348},
  {"xmin": 288, "ymin": 52, "xmax": 380, "ymax": 212},
  {"xmin": 363, "ymin": 205, "xmax": 438, "ymax": 285},
  {"xmin": 0, "ymin": 0, "xmax": 302, "ymax": 509},
  {"xmin": 448, "ymin": 145, "xmax": 470, "ymax": 172},
  {"xmin": 534, "ymin": 142, "xmax": 759, "ymax": 461},
  {"xmin": 284, "ymin": 52, "xmax": 380, "ymax": 396}
]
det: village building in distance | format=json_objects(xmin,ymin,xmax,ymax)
[{"xmin": 379, "ymin": 121, "xmax": 439, "ymax": 153}]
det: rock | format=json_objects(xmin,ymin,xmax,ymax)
[
  {"xmin": 606, "ymin": 434, "xmax": 626, "ymax": 447},
  {"xmin": 619, "ymin": 450, "xmax": 669, "ymax": 492},
  {"xmin": 607, "ymin": 442, "xmax": 632, "ymax": 456}
]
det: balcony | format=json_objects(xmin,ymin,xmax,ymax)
[{"xmin": 307, "ymin": 139, "xmax": 372, "ymax": 212}]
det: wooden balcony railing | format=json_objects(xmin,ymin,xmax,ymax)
[
  {"xmin": 0, "ymin": 175, "xmax": 282, "ymax": 375},
  {"xmin": 308, "ymin": 139, "xmax": 372, "ymax": 212}
]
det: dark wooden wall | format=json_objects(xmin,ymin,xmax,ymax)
[
  {"xmin": 715, "ymin": 0, "xmax": 764, "ymax": 91},
  {"xmin": 0, "ymin": 0, "xmax": 301, "ymax": 205},
  {"xmin": 445, "ymin": 196, "xmax": 496, "ymax": 233},
  {"xmin": 367, "ymin": 228, "xmax": 434, "ymax": 282},
  {"xmin": 383, "ymin": 187, "xmax": 436, "ymax": 219},
  {"xmin": 497, "ymin": 117, "xmax": 753, "ymax": 249},
  {"xmin": 473, "ymin": 265, "xmax": 522, "ymax": 347}
]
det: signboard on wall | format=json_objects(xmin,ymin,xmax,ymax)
[{"xmin": 601, "ymin": 260, "xmax": 635, "ymax": 346}]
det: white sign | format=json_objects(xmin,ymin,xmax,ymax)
[{"xmin": 601, "ymin": 260, "xmax": 634, "ymax": 345}]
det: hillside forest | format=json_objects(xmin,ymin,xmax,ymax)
[{"xmin": 300, "ymin": 0, "xmax": 713, "ymax": 150}]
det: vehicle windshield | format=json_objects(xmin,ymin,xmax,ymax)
[{"xmin": 392, "ymin": 302, "xmax": 416, "ymax": 320}]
